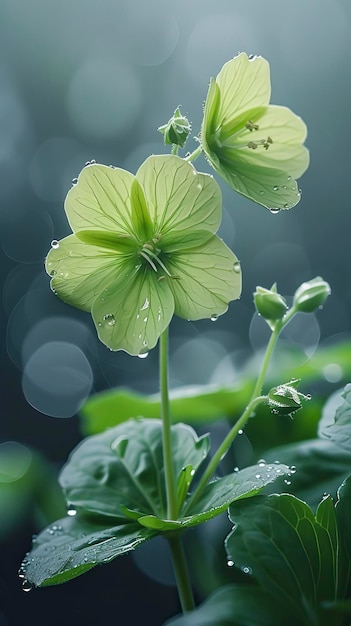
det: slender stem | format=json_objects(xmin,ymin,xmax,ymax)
[
  {"xmin": 185, "ymin": 146, "xmax": 202, "ymax": 162},
  {"xmin": 184, "ymin": 395, "xmax": 266, "ymax": 513},
  {"xmin": 172, "ymin": 144, "xmax": 179, "ymax": 156},
  {"xmin": 159, "ymin": 328, "xmax": 178, "ymax": 520},
  {"xmin": 184, "ymin": 308, "xmax": 298, "ymax": 513},
  {"xmin": 167, "ymin": 535, "xmax": 196, "ymax": 612}
]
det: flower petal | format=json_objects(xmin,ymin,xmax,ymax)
[
  {"xmin": 222, "ymin": 105, "xmax": 309, "ymax": 179},
  {"xmin": 91, "ymin": 268, "xmax": 175, "ymax": 355},
  {"xmin": 136, "ymin": 155, "xmax": 222, "ymax": 236},
  {"xmin": 209, "ymin": 158, "xmax": 303, "ymax": 210},
  {"xmin": 215, "ymin": 53, "xmax": 270, "ymax": 126},
  {"xmin": 165, "ymin": 236, "xmax": 241, "ymax": 320},
  {"xmin": 46, "ymin": 235, "xmax": 129, "ymax": 311},
  {"xmin": 65, "ymin": 164, "xmax": 138, "ymax": 236}
]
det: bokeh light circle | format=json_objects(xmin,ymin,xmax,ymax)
[{"xmin": 22, "ymin": 341, "xmax": 93, "ymax": 418}]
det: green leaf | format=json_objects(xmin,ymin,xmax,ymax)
[
  {"xmin": 91, "ymin": 264, "xmax": 174, "ymax": 355},
  {"xmin": 319, "ymin": 383, "xmax": 351, "ymax": 452},
  {"xmin": 334, "ymin": 477, "xmax": 351, "ymax": 598},
  {"xmin": 22, "ymin": 514, "xmax": 157, "ymax": 587},
  {"xmin": 79, "ymin": 340, "xmax": 351, "ymax": 436},
  {"xmin": 225, "ymin": 492, "xmax": 344, "ymax": 625},
  {"xmin": 164, "ymin": 585, "xmax": 289, "ymax": 626},
  {"xmin": 183, "ymin": 463, "xmax": 290, "ymax": 526},
  {"xmin": 60, "ymin": 419, "xmax": 209, "ymax": 521}
]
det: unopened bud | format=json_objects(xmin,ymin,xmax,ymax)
[
  {"xmin": 254, "ymin": 284, "xmax": 288, "ymax": 321},
  {"xmin": 267, "ymin": 379, "xmax": 309, "ymax": 416},
  {"xmin": 293, "ymin": 277, "xmax": 331, "ymax": 313},
  {"xmin": 158, "ymin": 107, "xmax": 191, "ymax": 148}
]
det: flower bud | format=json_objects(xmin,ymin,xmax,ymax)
[
  {"xmin": 158, "ymin": 107, "xmax": 191, "ymax": 148},
  {"xmin": 254, "ymin": 284, "xmax": 288, "ymax": 321},
  {"xmin": 267, "ymin": 379, "xmax": 309, "ymax": 416},
  {"xmin": 293, "ymin": 277, "xmax": 331, "ymax": 313}
]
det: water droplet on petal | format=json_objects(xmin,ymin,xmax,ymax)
[
  {"xmin": 283, "ymin": 203, "xmax": 289, "ymax": 209},
  {"xmin": 233, "ymin": 261, "xmax": 241, "ymax": 273},
  {"xmin": 257, "ymin": 459, "xmax": 266, "ymax": 467},
  {"xmin": 138, "ymin": 352, "xmax": 149, "ymax": 359},
  {"xmin": 103, "ymin": 313, "xmax": 116, "ymax": 326},
  {"xmin": 67, "ymin": 504, "xmax": 77, "ymax": 516},
  {"xmin": 227, "ymin": 558, "xmax": 235, "ymax": 567},
  {"xmin": 284, "ymin": 479, "xmax": 292, "ymax": 485},
  {"xmin": 270, "ymin": 208, "xmax": 280, "ymax": 214},
  {"xmin": 210, "ymin": 314, "xmax": 218, "ymax": 322},
  {"xmin": 51, "ymin": 240, "xmax": 59, "ymax": 249},
  {"xmin": 72, "ymin": 177, "xmax": 78, "ymax": 185},
  {"xmin": 241, "ymin": 566, "xmax": 252, "ymax": 575},
  {"xmin": 273, "ymin": 185, "xmax": 279, "ymax": 191},
  {"xmin": 287, "ymin": 176, "xmax": 292, "ymax": 181},
  {"xmin": 22, "ymin": 580, "xmax": 33, "ymax": 592},
  {"xmin": 289, "ymin": 466, "xmax": 296, "ymax": 474},
  {"xmin": 259, "ymin": 190, "xmax": 264, "ymax": 195},
  {"xmin": 49, "ymin": 269, "xmax": 57, "ymax": 277},
  {"xmin": 233, "ymin": 466, "xmax": 239, "ymax": 472}
]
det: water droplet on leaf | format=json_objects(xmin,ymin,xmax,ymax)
[
  {"xmin": 233, "ymin": 261, "xmax": 241, "ymax": 273},
  {"xmin": 67, "ymin": 504, "xmax": 77, "ymax": 516},
  {"xmin": 51, "ymin": 240, "xmax": 59, "ymax": 249},
  {"xmin": 138, "ymin": 352, "xmax": 149, "ymax": 359},
  {"xmin": 103, "ymin": 313, "xmax": 115, "ymax": 326},
  {"xmin": 72, "ymin": 177, "xmax": 78, "ymax": 185},
  {"xmin": 270, "ymin": 208, "xmax": 280, "ymax": 214},
  {"xmin": 273, "ymin": 185, "xmax": 279, "ymax": 191},
  {"xmin": 22, "ymin": 580, "xmax": 33, "ymax": 592},
  {"xmin": 210, "ymin": 314, "xmax": 218, "ymax": 322}
]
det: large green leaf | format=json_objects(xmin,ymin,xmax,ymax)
[
  {"xmin": 164, "ymin": 585, "xmax": 289, "ymax": 626},
  {"xmin": 21, "ymin": 514, "xmax": 157, "ymax": 587},
  {"xmin": 138, "ymin": 462, "xmax": 290, "ymax": 531},
  {"xmin": 319, "ymin": 383, "xmax": 351, "ymax": 452},
  {"xmin": 225, "ymin": 483, "xmax": 351, "ymax": 626},
  {"xmin": 79, "ymin": 340, "xmax": 351, "ymax": 435},
  {"xmin": 60, "ymin": 419, "xmax": 209, "ymax": 520}
]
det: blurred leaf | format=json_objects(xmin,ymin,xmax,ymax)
[
  {"xmin": 164, "ymin": 585, "xmax": 289, "ymax": 626},
  {"xmin": 225, "ymin": 480, "xmax": 351, "ymax": 625},
  {"xmin": 319, "ymin": 383, "xmax": 351, "ymax": 452},
  {"xmin": 22, "ymin": 515, "xmax": 157, "ymax": 587},
  {"xmin": 80, "ymin": 340, "xmax": 351, "ymax": 435},
  {"xmin": 60, "ymin": 419, "xmax": 209, "ymax": 520}
]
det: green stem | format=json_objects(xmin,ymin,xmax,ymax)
[
  {"xmin": 185, "ymin": 146, "xmax": 202, "ymax": 162},
  {"xmin": 167, "ymin": 535, "xmax": 196, "ymax": 612},
  {"xmin": 172, "ymin": 144, "xmax": 179, "ymax": 156},
  {"xmin": 160, "ymin": 328, "xmax": 178, "ymax": 520},
  {"xmin": 184, "ymin": 308, "xmax": 298, "ymax": 513},
  {"xmin": 183, "ymin": 395, "xmax": 266, "ymax": 513}
]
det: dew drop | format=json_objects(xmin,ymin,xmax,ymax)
[
  {"xmin": 289, "ymin": 466, "xmax": 297, "ymax": 474},
  {"xmin": 273, "ymin": 185, "xmax": 279, "ymax": 191},
  {"xmin": 103, "ymin": 313, "xmax": 116, "ymax": 326},
  {"xmin": 233, "ymin": 261, "xmax": 241, "ymax": 273},
  {"xmin": 71, "ymin": 177, "xmax": 78, "ymax": 185},
  {"xmin": 22, "ymin": 580, "xmax": 33, "ymax": 592},
  {"xmin": 90, "ymin": 159, "xmax": 96, "ymax": 164},
  {"xmin": 238, "ymin": 429, "xmax": 243, "ymax": 435},
  {"xmin": 270, "ymin": 208, "xmax": 280, "ymax": 214},
  {"xmin": 259, "ymin": 190, "xmax": 264, "ymax": 195},
  {"xmin": 255, "ymin": 473, "xmax": 261, "ymax": 479},
  {"xmin": 233, "ymin": 466, "xmax": 239, "ymax": 472},
  {"xmin": 284, "ymin": 479, "xmax": 292, "ymax": 485},
  {"xmin": 287, "ymin": 176, "xmax": 292, "ymax": 181},
  {"xmin": 257, "ymin": 459, "xmax": 266, "ymax": 467},
  {"xmin": 49, "ymin": 269, "xmax": 57, "ymax": 277},
  {"xmin": 283, "ymin": 203, "xmax": 289, "ymax": 209},
  {"xmin": 210, "ymin": 314, "xmax": 218, "ymax": 322},
  {"xmin": 67, "ymin": 504, "xmax": 77, "ymax": 517},
  {"xmin": 241, "ymin": 566, "xmax": 252, "ymax": 575},
  {"xmin": 138, "ymin": 352, "xmax": 149, "ymax": 359},
  {"xmin": 140, "ymin": 298, "xmax": 149, "ymax": 311},
  {"xmin": 51, "ymin": 240, "xmax": 59, "ymax": 249},
  {"xmin": 18, "ymin": 568, "xmax": 25, "ymax": 579},
  {"xmin": 227, "ymin": 558, "xmax": 235, "ymax": 567}
]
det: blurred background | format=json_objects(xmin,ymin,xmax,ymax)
[{"xmin": 0, "ymin": 0, "xmax": 350, "ymax": 624}]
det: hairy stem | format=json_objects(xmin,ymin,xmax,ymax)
[{"xmin": 185, "ymin": 146, "xmax": 202, "ymax": 162}]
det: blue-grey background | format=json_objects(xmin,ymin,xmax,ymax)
[{"xmin": 0, "ymin": 0, "xmax": 350, "ymax": 624}]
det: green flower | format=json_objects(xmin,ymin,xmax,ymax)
[
  {"xmin": 201, "ymin": 52, "xmax": 309, "ymax": 211},
  {"xmin": 46, "ymin": 155, "xmax": 241, "ymax": 356}
]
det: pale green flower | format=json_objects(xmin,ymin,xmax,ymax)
[
  {"xmin": 201, "ymin": 52, "xmax": 309, "ymax": 210},
  {"xmin": 46, "ymin": 155, "xmax": 241, "ymax": 356}
]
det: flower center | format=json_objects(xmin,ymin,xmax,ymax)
[
  {"xmin": 214, "ymin": 120, "xmax": 274, "ymax": 152},
  {"xmin": 139, "ymin": 237, "xmax": 171, "ymax": 276}
]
